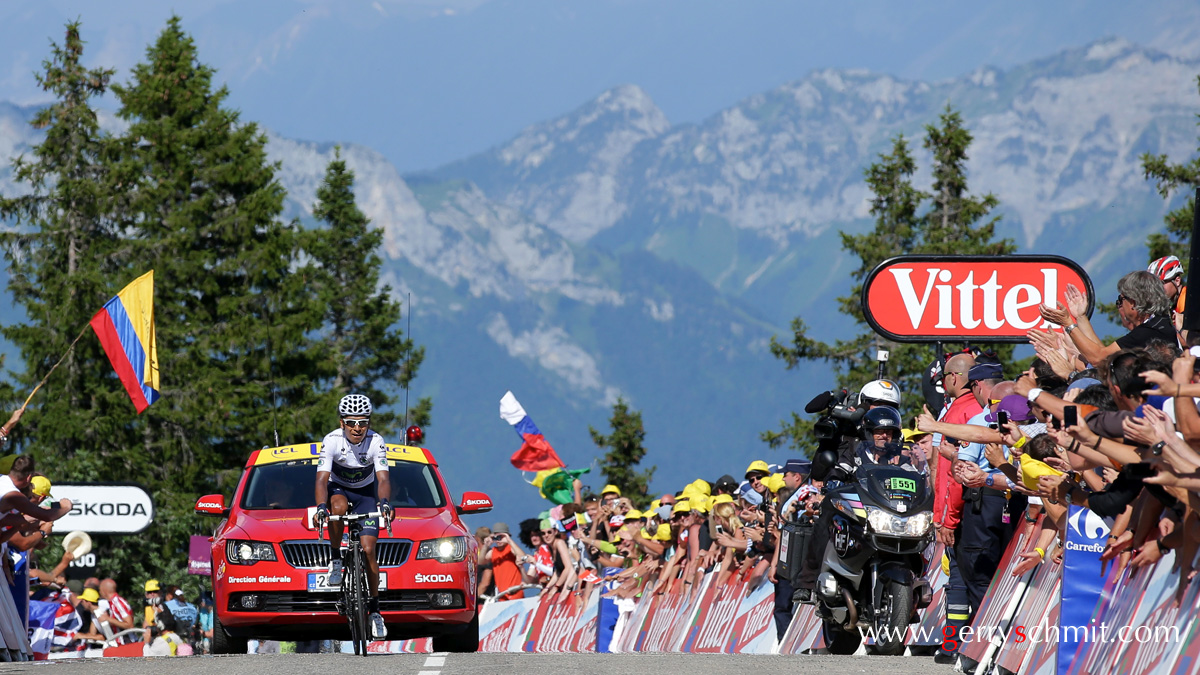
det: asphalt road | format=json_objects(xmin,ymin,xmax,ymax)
[{"xmin": 0, "ymin": 653, "xmax": 958, "ymax": 674}]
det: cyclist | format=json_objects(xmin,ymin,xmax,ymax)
[{"xmin": 314, "ymin": 394, "xmax": 394, "ymax": 640}]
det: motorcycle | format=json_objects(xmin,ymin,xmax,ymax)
[{"xmin": 814, "ymin": 444, "xmax": 935, "ymax": 655}]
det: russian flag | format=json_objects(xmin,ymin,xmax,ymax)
[
  {"xmin": 89, "ymin": 270, "xmax": 159, "ymax": 413},
  {"xmin": 499, "ymin": 391, "xmax": 565, "ymax": 471}
]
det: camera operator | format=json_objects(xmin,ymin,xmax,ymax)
[{"xmin": 792, "ymin": 380, "xmax": 901, "ymax": 601}]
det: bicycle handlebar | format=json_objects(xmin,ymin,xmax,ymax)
[{"xmin": 317, "ymin": 510, "xmax": 393, "ymax": 539}]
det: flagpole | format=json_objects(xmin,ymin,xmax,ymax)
[{"xmin": 19, "ymin": 323, "xmax": 92, "ymax": 412}]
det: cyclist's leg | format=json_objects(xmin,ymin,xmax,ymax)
[
  {"xmin": 327, "ymin": 486, "xmax": 350, "ymax": 551},
  {"xmin": 361, "ymin": 533, "xmax": 380, "ymax": 598}
]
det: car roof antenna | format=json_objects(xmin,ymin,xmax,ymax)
[
  {"xmin": 403, "ymin": 292, "xmax": 412, "ymax": 440},
  {"xmin": 267, "ymin": 313, "xmax": 281, "ymax": 448}
]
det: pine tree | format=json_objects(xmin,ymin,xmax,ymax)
[
  {"xmin": 764, "ymin": 108, "xmax": 1014, "ymax": 454},
  {"xmin": 1142, "ymin": 75, "xmax": 1200, "ymax": 270},
  {"xmin": 0, "ymin": 23, "xmax": 145, "ymax": 484},
  {"xmin": 98, "ymin": 16, "xmax": 331, "ymax": 582},
  {"xmin": 589, "ymin": 398, "xmax": 655, "ymax": 499},
  {"xmin": 307, "ymin": 150, "xmax": 429, "ymax": 437}
]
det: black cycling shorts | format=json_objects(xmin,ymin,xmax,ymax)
[{"xmin": 329, "ymin": 481, "xmax": 380, "ymax": 538}]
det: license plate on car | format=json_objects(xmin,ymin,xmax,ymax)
[{"xmin": 307, "ymin": 571, "xmax": 387, "ymax": 593}]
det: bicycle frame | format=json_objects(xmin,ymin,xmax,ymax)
[{"xmin": 318, "ymin": 510, "xmax": 393, "ymax": 656}]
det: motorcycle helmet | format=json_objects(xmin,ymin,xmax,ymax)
[
  {"xmin": 860, "ymin": 379, "xmax": 901, "ymax": 408},
  {"xmin": 861, "ymin": 407, "xmax": 902, "ymax": 441}
]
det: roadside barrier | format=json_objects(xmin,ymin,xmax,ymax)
[{"xmin": 478, "ymin": 517, "xmax": 1200, "ymax": 674}]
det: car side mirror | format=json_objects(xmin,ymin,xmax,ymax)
[
  {"xmin": 195, "ymin": 494, "xmax": 228, "ymax": 517},
  {"xmin": 457, "ymin": 491, "xmax": 493, "ymax": 515},
  {"xmin": 810, "ymin": 449, "xmax": 838, "ymax": 482}
]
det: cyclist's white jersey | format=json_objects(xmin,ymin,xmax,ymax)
[{"xmin": 318, "ymin": 428, "xmax": 388, "ymax": 489}]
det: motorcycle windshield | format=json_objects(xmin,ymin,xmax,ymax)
[{"xmin": 853, "ymin": 443, "xmax": 932, "ymax": 512}]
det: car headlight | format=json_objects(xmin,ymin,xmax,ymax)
[
  {"xmin": 416, "ymin": 536, "xmax": 467, "ymax": 563},
  {"xmin": 866, "ymin": 508, "xmax": 932, "ymax": 537},
  {"xmin": 226, "ymin": 540, "xmax": 277, "ymax": 565}
]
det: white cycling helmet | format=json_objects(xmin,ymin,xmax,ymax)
[
  {"xmin": 860, "ymin": 379, "xmax": 901, "ymax": 408},
  {"xmin": 338, "ymin": 394, "xmax": 373, "ymax": 417}
]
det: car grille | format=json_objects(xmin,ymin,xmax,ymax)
[
  {"xmin": 228, "ymin": 590, "xmax": 462, "ymax": 613},
  {"xmin": 279, "ymin": 540, "xmax": 412, "ymax": 568}
]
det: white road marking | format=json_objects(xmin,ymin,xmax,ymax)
[
  {"xmin": 418, "ymin": 671, "xmax": 440, "ymax": 675},
  {"xmin": 432, "ymin": 651, "xmax": 448, "ymax": 656},
  {"xmin": 424, "ymin": 656, "xmax": 446, "ymax": 666}
]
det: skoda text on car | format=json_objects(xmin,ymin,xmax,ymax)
[{"xmin": 195, "ymin": 441, "xmax": 493, "ymax": 653}]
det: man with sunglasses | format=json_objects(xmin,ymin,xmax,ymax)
[
  {"xmin": 314, "ymin": 393, "xmax": 393, "ymax": 640},
  {"xmin": 1041, "ymin": 270, "xmax": 1176, "ymax": 370}
]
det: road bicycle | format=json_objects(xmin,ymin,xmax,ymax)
[{"xmin": 319, "ymin": 510, "xmax": 391, "ymax": 656}]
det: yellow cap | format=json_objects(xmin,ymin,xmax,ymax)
[
  {"xmin": 648, "ymin": 499, "xmax": 661, "ymax": 512},
  {"xmin": 672, "ymin": 500, "xmax": 691, "ymax": 514},
  {"xmin": 1020, "ymin": 457, "xmax": 1063, "ymax": 492},
  {"xmin": 601, "ymin": 484, "xmax": 621, "ymax": 497},
  {"xmin": 710, "ymin": 494, "xmax": 734, "ymax": 506},
  {"xmin": 30, "ymin": 476, "xmax": 52, "ymax": 498},
  {"xmin": 145, "ymin": 579, "xmax": 160, "ymax": 592},
  {"xmin": 80, "ymin": 588, "xmax": 100, "ymax": 603},
  {"xmin": 689, "ymin": 479, "xmax": 711, "ymax": 497},
  {"xmin": 745, "ymin": 460, "xmax": 770, "ymax": 478},
  {"xmin": 625, "ymin": 509, "xmax": 644, "ymax": 520},
  {"xmin": 680, "ymin": 486, "xmax": 697, "ymax": 501},
  {"xmin": 653, "ymin": 524, "xmax": 673, "ymax": 541},
  {"xmin": 902, "ymin": 428, "xmax": 930, "ymax": 443},
  {"xmin": 689, "ymin": 495, "xmax": 710, "ymax": 513},
  {"xmin": 763, "ymin": 473, "xmax": 786, "ymax": 494}
]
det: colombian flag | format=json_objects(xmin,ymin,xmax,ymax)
[
  {"xmin": 499, "ymin": 391, "xmax": 565, "ymax": 471},
  {"xmin": 89, "ymin": 270, "xmax": 159, "ymax": 413}
]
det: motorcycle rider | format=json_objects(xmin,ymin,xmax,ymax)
[{"xmin": 794, "ymin": 384, "xmax": 904, "ymax": 601}]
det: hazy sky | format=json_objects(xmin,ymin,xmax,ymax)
[{"xmin": 1, "ymin": 0, "xmax": 1197, "ymax": 171}]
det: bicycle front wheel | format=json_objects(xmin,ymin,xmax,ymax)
[{"xmin": 351, "ymin": 543, "xmax": 369, "ymax": 657}]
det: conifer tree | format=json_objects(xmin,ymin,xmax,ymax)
[
  {"xmin": 101, "ymin": 16, "xmax": 329, "ymax": 579},
  {"xmin": 589, "ymin": 398, "xmax": 654, "ymax": 499},
  {"xmin": 0, "ymin": 23, "xmax": 143, "ymax": 479},
  {"xmin": 765, "ymin": 108, "xmax": 1014, "ymax": 453},
  {"xmin": 308, "ymin": 150, "xmax": 430, "ymax": 436}
]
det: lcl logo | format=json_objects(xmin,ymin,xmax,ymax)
[{"xmin": 862, "ymin": 255, "xmax": 1093, "ymax": 343}]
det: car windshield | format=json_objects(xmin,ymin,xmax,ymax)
[{"xmin": 240, "ymin": 459, "xmax": 446, "ymax": 510}]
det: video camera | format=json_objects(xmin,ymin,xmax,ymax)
[{"xmin": 807, "ymin": 388, "xmax": 867, "ymax": 441}]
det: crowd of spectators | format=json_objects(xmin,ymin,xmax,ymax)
[
  {"xmin": 0, "ymin": 408, "xmax": 213, "ymax": 659},
  {"xmin": 474, "ymin": 256, "xmax": 1200, "ymax": 661},
  {"xmin": 475, "ymin": 462, "xmax": 828, "ymax": 642},
  {"xmin": 914, "ymin": 258, "xmax": 1200, "ymax": 664}
]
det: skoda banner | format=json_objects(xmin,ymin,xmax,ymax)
[
  {"xmin": 1057, "ymin": 505, "xmax": 1111, "ymax": 675},
  {"xmin": 51, "ymin": 483, "xmax": 154, "ymax": 534}
]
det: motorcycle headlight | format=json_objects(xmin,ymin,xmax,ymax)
[
  {"xmin": 416, "ymin": 536, "xmax": 468, "ymax": 563},
  {"xmin": 226, "ymin": 540, "xmax": 277, "ymax": 565},
  {"xmin": 866, "ymin": 508, "xmax": 932, "ymax": 537}
]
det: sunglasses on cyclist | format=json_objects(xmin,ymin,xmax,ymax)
[{"xmin": 342, "ymin": 419, "xmax": 370, "ymax": 428}]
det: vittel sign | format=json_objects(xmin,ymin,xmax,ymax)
[{"xmin": 862, "ymin": 255, "xmax": 1093, "ymax": 343}]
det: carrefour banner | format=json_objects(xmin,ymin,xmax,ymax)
[{"xmin": 1057, "ymin": 505, "xmax": 1110, "ymax": 675}]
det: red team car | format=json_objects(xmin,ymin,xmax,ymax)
[{"xmin": 195, "ymin": 441, "xmax": 493, "ymax": 653}]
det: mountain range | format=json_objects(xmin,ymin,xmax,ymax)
[{"xmin": 2, "ymin": 37, "xmax": 1199, "ymax": 527}]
